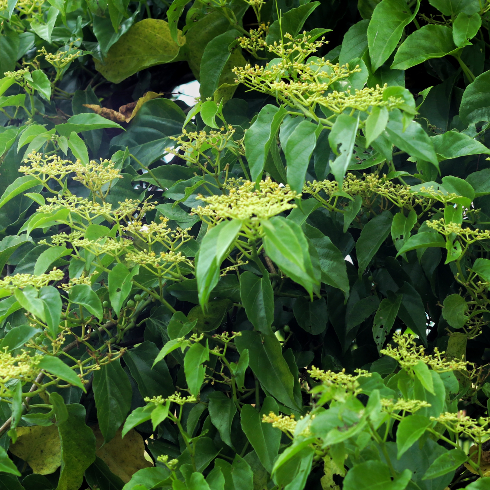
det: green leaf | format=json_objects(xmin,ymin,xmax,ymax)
[
  {"xmin": 284, "ymin": 120, "xmax": 320, "ymax": 193},
  {"xmin": 328, "ymin": 113, "xmax": 359, "ymax": 185},
  {"xmin": 0, "ymin": 176, "xmax": 39, "ymax": 210},
  {"xmin": 428, "ymin": 0, "xmax": 480, "ymax": 16},
  {"xmin": 442, "ymin": 294, "xmax": 468, "ymax": 329},
  {"xmin": 69, "ymin": 284, "xmax": 103, "ymax": 321},
  {"xmin": 94, "ymin": 19, "xmax": 183, "ymax": 84},
  {"xmin": 55, "ymin": 113, "xmax": 124, "ymax": 137},
  {"xmin": 200, "ymin": 100, "xmax": 219, "ymax": 129},
  {"xmin": 397, "ymin": 231, "xmax": 446, "ymax": 255},
  {"xmin": 0, "ymin": 325, "xmax": 39, "ymax": 352},
  {"xmin": 68, "ymin": 132, "xmax": 89, "ymax": 166},
  {"xmin": 0, "ymin": 235, "xmax": 32, "ymax": 273},
  {"xmin": 391, "ymin": 25, "xmax": 457, "ymax": 70},
  {"xmin": 30, "ymin": 70, "xmax": 51, "ymax": 101},
  {"xmin": 423, "ymin": 448, "xmax": 467, "ymax": 480},
  {"xmin": 356, "ymin": 210, "xmax": 393, "ymax": 275},
  {"xmin": 187, "ymin": 299, "xmax": 232, "ymax": 333},
  {"xmin": 108, "ymin": 263, "xmax": 139, "ymax": 316},
  {"xmin": 125, "ymin": 341, "xmax": 174, "ymax": 399},
  {"xmin": 466, "ymin": 478, "xmax": 490, "ymax": 489},
  {"xmin": 441, "ymin": 175, "xmax": 475, "ymax": 207},
  {"xmin": 240, "ymin": 271, "xmax": 274, "ymax": 335},
  {"xmin": 432, "ymin": 131, "xmax": 490, "ymax": 159},
  {"xmin": 396, "ymin": 414, "xmax": 432, "ymax": 458},
  {"xmin": 57, "ymin": 405, "xmax": 96, "ymax": 490},
  {"xmin": 413, "ymin": 360, "xmax": 434, "ymax": 394},
  {"xmin": 373, "ymin": 295, "xmax": 402, "ymax": 351},
  {"xmin": 0, "ymin": 447, "xmax": 20, "ymax": 476},
  {"xmin": 196, "ymin": 219, "xmax": 242, "ymax": 308},
  {"xmin": 14, "ymin": 286, "xmax": 46, "ymax": 323},
  {"xmin": 184, "ymin": 342, "xmax": 209, "ymax": 397},
  {"xmin": 240, "ymin": 399, "xmax": 281, "ymax": 473},
  {"xmin": 0, "ymin": 77, "xmax": 15, "ymax": 97},
  {"xmin": 38, "ymin": 356, "xmax": 85, "ymax": 390},
  {"xmin": 244, "ymin": 104, "xmax": 287, "ymax": 183},
  {"xmin": 151, "ymin": 401, "xmax": 170, "ymax": 431},
  {"xmin": 473, "ymin": 258, "xmax": 490, "ymax": 282},
  {"xmin": 122, "ymin": 405, "xmax": 153, "ymax": 437},
  {"xmin": 385, "ymin": 110, "xmax": 439, "ymax": 169},
  {"xmin": 93, "ymin": 359, "xmax": 132, "ymax": 443},
  {"xmin": 367, "ymin": 0, "xmax": 420, "ymax": 71},
  {"xmin": 167, "ymin": 0, "xmax": 191, "ymax": 44},
  {"xmin": 398, "ymin": 282, "xmax": 428, "ymax": 345},
  {"xmin": 365, "ymin": 106, "xmax": 389, "ymax": 147},
  {"xmin": 30, "ymin": 6, "xmax": 58, "ymax": 43},
  {"xmin": 293, "ymin": 297, "xmax": 328, "ymax": 335},
  {"xmin": 200, "ymin": 30, "xmax": 239, "ymax": 99},
  {"xmin": 34, "ymin": 246, "xmax": 71, "ymax": 275},
  {"xmin": 85, "ymin": 457, "xmax": 125, "ymax": 490},
  {"xmin": 266, "ymin": 3, "xmax": 320, "ymax": 44},
  {"xmin": 263, "ymin": 217, "xmax": 319, "ymax": 297},
  {"xmin": 208, "ymin": 392, "xmax": 236, "ymax": 448},
  {"xmin": 235, "ymin": 331, "xmax": 299, "ymax": 410},
  {"xmin": 167, "ymin": 311, "xmax": 196, "ymax": 339},
  {"xmin": 339, "ymin": 19, "xmax": 369, "ymax": 65},
  {"xmin": 304, "ymin": 225, "xmax": 350, "ymax": 298},
  {"xmin": 343, "ymin": 461, "xmax": 411, "ymax": 490},
  {"xmin": 460, "ymin": 70, "xmax": 490, "ymax": 127},
  {"xmin": 453, "ymin": 12, "xmax": 481, "ymax": 47},
  {"xmin": 153, "ymin": 338, "xmax": 187, "ymax": 366},
  {"xmin": 231, "ymin": 349, "xmax": 248, "ymax": 391},
  {"xmin": 39, "ymin": 286, "xmax": 62, "ymax": 337}
]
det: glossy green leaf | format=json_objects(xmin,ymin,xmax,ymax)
[
  {"xmin": 244, "ymin": 105, "xmax": 287, "ymax": 183},
  {"xmin": 367, "ymin": 0, "xmax": 420, "ymax": 71},
  {"xmin": 93, "ymin": 359, "xmax": 132, "ymax": 443},
  {"xmin": 39, "ymin": 286, "xmax": 62, "ymax": 337},
  {"xmin": 240, "ymin": 398, "xmax": 281, "ymax": 473},
  {"xmin": 68, "ymin": 132, "xmax": 89, "ymax": 166},
  {"xmin": 432, "ymin": 131, "xmax": 490, "ymax": 159},
  {"xmin": 453, "ymin": 12, "xmax": 481, "ymax": 47},
  {"xmin": 423, "ymin": 448, "xmax": 467, "ymax": 480},
  {"xmin": 184, "ymin": 342, "xmax": 209, "ymax": 396},
  {"xmin": 239, "ymin": 271, "xmax": 274, "ymax": 335},
  {"xmin": 30, "ymin": 70, "xmax": 51, "ymax": 101},
  {"xmin": 343, "ymin": 461, "xmax": 411, "ymax": 490},
  {"xmin": 200, "ymin": 100, "xmax": 219, "ymax": 129},
  {"xmin": 460, "ymin": 70, "xmax": 490, "ymax": 126},
  {"xmin": 391, "ymin": 25, "xmax": 456, "ymax": 70},
  {"xmin": 0, "ymin": 447, "xmax": 20, "ymax": 476},
  {"xmin": 293, "ymin": 297, "xmax": 328, "ymax": 335},
  {"xmin": 385, "ymin": 110, "xmax": 439, "ymax": 168},
  {"xmin": 428, "ymin": 0, "xmax": 480, "ymax": 16},
  {"xmin": 121, "ymin": 405, "xmax": 153, "ymax": 437},
  {"xmin": 0, "ymin": 176, "xmax": 39, "ymax": 210},
  {"xmin": 55, "ymin": 113, "xmax": 124, "ymax": 137},
  {"xmin": 356, "ymin": 210, "xmax": 393, "ymax": 275},
  {"xmin": 196, "ymin": 219, "xmax": 241, "ymax": 308},
  {"xmin": 466, "ymin": 478, "xmax": 490, "ymax": 489},
  {"xmin": 108, "ymin": 263, "xmax": 139, "ymax": 316},
  {"xmin": 365, "ymin": 106, "xmax": 389, "ymax": 147},
  {"xmin": 69, "ymin": 284, "xmax": 103, "ymax": 321},
  {"xmin": 339, "ymin": 20, "xmax": 369, "ymax": 65},
  {"xmin": 34, "ymin": 246, "xmax": 71, "ymax": 275},
  {"xmin": 329, "ymin": 113, "xmax": 359, "ymax": 185},
  {"xmin": 208, "ymin": 392, "xmax": 236, "ymax": 448},
  {"xmin": 235, "ymin": 331, "xmax": 299, "ymax": 410},
  {"xmin": 0, "ymin": 325, "xmax": 39, "ymax": 352},
  {"xmin": 442, "ymin": 294, "xmax": 468, "ymax": 329},
  {"xmin": 263, "ymin": 217, "xmax": 319, "ymax": 297},
  {"xmin": 396, "ymin": 414, "xmax": 432, "ymax": 458},
  {"xmin": 284, "ymin": 120, "xmax": 320, "ymax": 193},
  {"xmin": 398, "ymin": 282, "xmax": 428, "ymax": 345},
  {"xmin": 373, "ymin": 295, "xmax": 402, "ymax": 350},
  {"xmin": 200, "ymin": 30, "xmax": 240, "ymax": 99},
  {"xmin": 30, "ymin": 6, "xmax": 58, "ymax": 43},
  {"xmin": 38, "ymin": 356, "xmax": 86, "ymax": 390}
]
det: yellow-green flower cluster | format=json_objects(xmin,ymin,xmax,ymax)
[
  {"xmin": 193, "ymin": 178, "xmax": 298, "ymax": 222},
  {"xmin": 157, "ymin": 455, "xmax": 179, "ymax": 469},
  {"xmin": 61, "ymin": 273, "xmax": 94, "ymax": 291},
  {"xmin": 70, "ymin": 237, "xmax": 132, "ymax": 256},
  {"xmin": 308, "ymin": 366, "xmax": 370, "ymax": 391},
  {"xmin": 381, "ymin": 398, "xmax": 432, "ymax": 413},
  {"xmin": 0, "ymin": 0, "xmax": 44, "ymax": 13},
  {"xmin": 262, "ymin": 412, "xmax": 297, "ymax": 433},
  {"xmin": 426, "ymin": 218, "xmax": 490, "ymax": 243},
  {"xmin": 37, "ymin": 196, "xmax": 113, "ymax": 220},
  {"xmin": 381, "ymin": 333, "xmax": 469, "ymax": 372},
  {"xmin": 166, "ymin": 126, "xmax": 242, "ymax": 167},
  {"xmin": 304, "ymin": 173, "xmax": 423, "ymax": 210},
  {"xmin": 3, "ymin": 68, "xmax": 30, "ymax": 82},
  {"xmin": 126, "ymin": 250, "xmax": 193, "ymax": 270},
  {"xmin": 431, "ymin": 411, "xmax": 490, "ymax": 441},
  {"xmin": 0, "ymin": 269, "xmax": 64, "ymax": 293},
  {"xmin": 145, "ymin": 393, "xmax": 197, "ymax": 406},
  {"xmin": 20, "ymin": 152, "xmax": 122, "ymax": 195},
  {"xmin": 40, "ymin": 47, "xmax": 83, "ymax": 70},
  {"xmin": 0, "ymin": 349, "xmax": 42, "ymax": 397}
]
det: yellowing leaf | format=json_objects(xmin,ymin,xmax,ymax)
[
  {"xmin": 94, "ymin": 426, "xmax": 152, "ymax": 483},
  {"xmin": 94, "ymin": 19, "xmax": 184, "ymax": 84},
  {"xmin": 10, "ymin": 425, "xmax": 61, "ymax": 475}
]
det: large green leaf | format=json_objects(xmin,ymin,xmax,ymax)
[
  {"xmin": 328, "ymin": 114, "xmax": 359, "ymax": 185},
  {"xmin": 94, "ymin": 19, "xmax": 184, "ymax": 83},
  {"xmin": 57, "ymin": 404, "xmax": 96, "ymax": 490},
  {"xmin": 184, "ymin": 342, "xmax": 209, "ymax": 396},
  {"xmin": 432, "ymin": 131, "xmax": 490, "ymax": 159},
  {"xmin": 240, "ymin": 399, "xmax": 281, "ymax": 473},
  {"xmin": 460, "ymin": 70, "xmax": 490, "ymax": 126},
  {"xmin": 263, "ymin": 217, "xmax": 319, "ymax": 297},
  {"xmin": 38, "ymin": 356, "xmax": 85, "ymax": 391},
  {"xmin": 428, "ymin": 0, "xmax": 480, "ymax": 16},
  {"xmin": 356, "ymin": 210, "xmax": 393, "ymax": 275},
  {"xmin": 239, "ymin": 271, "xmax": 274, "ymax": 335},
  {"xmin": 69, "ymin": 284, "xmax": 103, "ymax": 321},
  {"xmin": 244, "ymin": 105, "xmax": 287, "ymax": 183},
  {"xmin": 196, "ymin": 219, "xmax": 242, "ymax": 308},
  {"xmin": 391, "ymin": 25, "xmax": 457, "ymax": 70},
  {"xmin": 423, "ymin": 448, "xmax": 467, "ymax": 480},
  {"xmin": 208, "ymin": 392, "xmax": 236, "ymax": 448},
  {"xmin": 396, "ymin": 414, "xmax": 432, "ymax": 458},
  {"xmin": 235, "ymin": 331, "xmax": 299, "ymax": 411},
  {"xmin": 373, "ymin": 295, "xmax": 402, "ymax": 350},
  {"xmin": 453, "ymin": 12, "xmax": 481, "ymax": 47},
  {"xmin": 343, "ymin": 461, "xmax": 411, "ymax": 490},
  {"xmin": 367, "ymin": 0, "xmax": 420, "ymax": 71},
  {"xmin": 55, "ymin": 113, "xmax": 123, "ymax": 137},
  {"xmin": 93, "ymin": 359, "xmax": 132, "ymax": 443}
]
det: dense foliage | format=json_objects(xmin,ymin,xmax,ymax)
[{"xmin": 3, "ymin": 0, "xmax": 490, "ymax": 488}]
